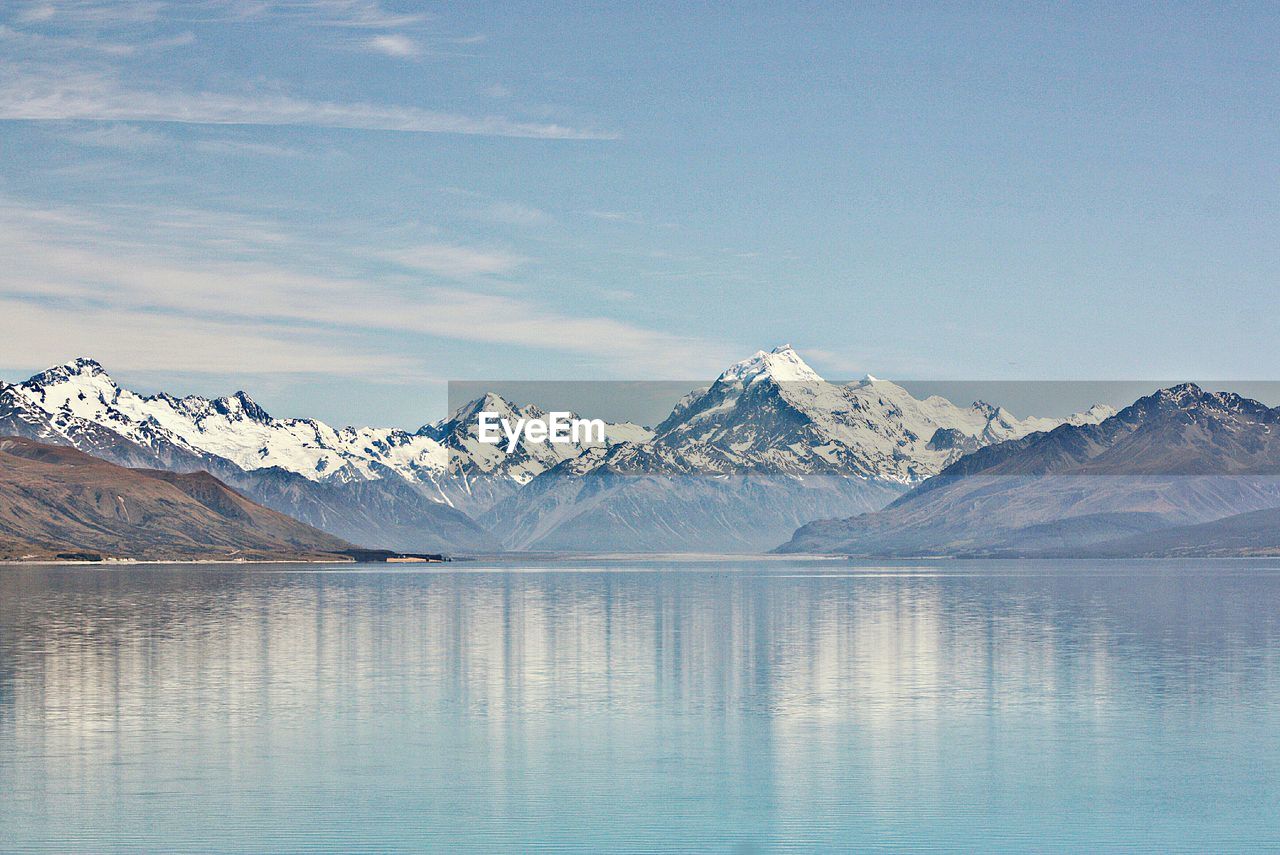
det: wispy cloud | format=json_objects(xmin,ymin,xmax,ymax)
[
  {"xmin": 472, "ymin": 201, "xmax": 550, "ymax": 227},
  {"xmin": 0, "ymin": 198, "xmax": 731, "ymax": 378},
  {"xmin": 191, "ymin": 137, "xmax": 303, "ymax": 157},
  {"xmin": 0, "ymin": 66, "xmax": 617, "ymax": 139},
  {"xmin": 0, "ymin": 23, "xmax": 192, "ymax": 55},
  {"xmin": 10, "ymin": 1, "xmax": 165, "ymax": 26},
  {"xmin": 63, "ymin": 122, "xmax": 303, "ymax": 157},
  {"xmin": 11, "ymin": 1, "xmax": 422, "ymax": 29},
  {"xmin": 147, "ymin": 30, "xmax": 196, "ymax": 49},
  {"xmin": 384, "ymin": 243, "xmax": 526, "ymax": 278},
  {"xmin": 64, "ymin": 122, "xmax": 169, "ymax": 148},
  {"xmin": 0, "ymin": 299, "xmax": 418, "ymax": 378},
  {"xmin": 438, "ymin": 188, "xmax": 552, "ymax": 227},
  {"xmin": 364, "ymin": 32, "xmax": 419, "ymax": 58},
  {"xmin": 245, "ymin": 1, "xmax": 429, "ymax": 29},
  {"xmin": 14, "ymin": 4, "xmax": 57, "ymax": 24},
  {"xmin": 588, "ymin": 210, "xmax": 644, "ymax": 224},
  {"xmin": 0, "ymin": 23, "xmax": 130, "ymax": 55}
]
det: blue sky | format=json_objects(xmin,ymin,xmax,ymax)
[{"xmin": 1, "ymin": 1, "xmax": 1278, "ymax": 426}]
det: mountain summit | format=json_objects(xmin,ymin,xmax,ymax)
[
  {"xmin": 718, "ymin": 344, "xmax": 825, "ymax": 385},
  {"xmin": 482, "ymin": 346, "xmax": 1114, "ymax": 552},
  {"xmin": 650, "ymin": 345, "xmax": 1109, "ymax": 483}
]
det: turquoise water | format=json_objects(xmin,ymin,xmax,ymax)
[{"xmin": 1, "ymin": 559, "xmax": 1279, "ymax": 852}]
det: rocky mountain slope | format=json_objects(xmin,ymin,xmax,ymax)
[
  {"xmin": 1071, "ymin": 506, "xmax": 1280, "ymax": 557},
  {"xmin": 777, "ymin": 384, "xmax": 1280, "ymax": 557},
  {"xmin": 0, "ymin": 437, "xmax": 355, "ymax": 561}
]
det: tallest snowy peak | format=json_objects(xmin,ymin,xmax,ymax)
[
  {"xmin": 211, "ymin": 390, "xmax": 273, "ymax": 423},
  {"xmin": 66, "ymin": 357, "xmax": 106, "ymax": 375},
  {"xmin": 22, "ymin": 357, "xmax": 117, "ymax": 396},
  {"xmin": 718, "ymin": 344, "xmax": 824, "ymax": 386},
  {"xmin": 27, "ymin": 357, "xmax": 109, "ymax": 385}
]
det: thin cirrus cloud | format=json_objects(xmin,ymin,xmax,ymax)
[
  {"xmin": 12, "ymin": 2, "xmax": 165, "ymax": 25},
  {"xmin": 223, "ymin": 1, "xmax": 430, "ymax": 29},
  {"xmin": 64, "ymin": 122, "xmax": 304, "ymax": 157},
  {"xmin": 0, "ymin": 23, "xmax": 195, "ymax": 55},
  {"xmin": 0, "ymin": 67, "xmax": 617, "ymax": 140},
  {"xmin": 472, "ymin": 201, "xmax": 550, "ymax": 227},
  {"xmin": 0, "ymin": 199, "xmax": 729, "ymax": 379},
  {"xmin": 12, "ymin": 1, "xmax": 420, "ymax": 29},
  {"xmin": 0, "ymin": 299, "xmax": 421, "ymax": 379},
  {"xmin": 384, "ymin": 243, "xmax": 526, "ymax": 278},
  {"xmin": 364, "ymin": 33, "xmax": 420, "ymax": 57}
]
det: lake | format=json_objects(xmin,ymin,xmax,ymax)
[{"xmin": 2, "ymin": 559, "xmax": 1279, "ymax": 852}]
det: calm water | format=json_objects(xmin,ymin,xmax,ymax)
[{"xmin": 2, "ymin": 559, "xmax": 1279, "ymax": 852}]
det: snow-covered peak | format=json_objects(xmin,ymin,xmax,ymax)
[
  {"xmin": 157, "ymin": 389, "xmax": 274, "ymax": 425},
  {"xmin": 450, "ymin": 391, "xmax": 522, "ymax": 422},
  {"xmin": 8, "ymin": 358, "xmax": 450, "ymax": 488},
  {"xmin": 20, "ymin": 357, "xmax": 122, "ymax": 415},
  {"xmin": 426, "ymin": 389, "xmax": 654, "ymax": 489},
  {"xmin": 643, "ymin": 346, "xmax": 1129, "ymax": 483},
  {"xmin": 216, "ymin": 391, "xmax": 273, "ymax": 423},
  {"xmin": 1067, "ymin": 403, "xmax": 1117, "ymax": 425},
  {"xmin": 27, "ymin": 357, "xmax": 109, "ymax": 384},
  {"xmin": 718, "ymin": 344, "xmax": 824, "ymax": 386}
]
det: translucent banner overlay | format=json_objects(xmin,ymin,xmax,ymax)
[
  {"xmin": 432, "ymin": 378, "xmax": 1280, "ymax": 555},
  {"xmin": 442, "ymin": 378, "xmax": 1280, "ymax": 476}
]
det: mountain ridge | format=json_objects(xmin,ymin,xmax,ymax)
[
  {"xmin": 2, "ymin": 348, "xmax": 1115, "ymax": 555},
  {"xmin": 776, "ymin": 383, "xmax": 1280, "ymax": 557},
  {"xmin": 483, "ymin": 346, "xmax": 1114, "ymax": 551},
  {"xmin": 0, "ymin": 436, "xmax": 356, "ymax": 561}
]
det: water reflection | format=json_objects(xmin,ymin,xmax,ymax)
[{"xmin": 1, "ymin": 560, "xmax": 1279, "ymax": 851}]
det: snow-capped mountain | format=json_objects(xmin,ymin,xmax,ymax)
[
  {"xmin": 12, "ymin": 358, "xmax": 450, "ymax": 492},
  {"xmin": 0, "ymin": 357, "xmax": 654, "ymax": 547},
  {"xmin": 636, "ymin": 345, "xmax": 1110, "ymax": 482},
  {"xmin": 482, "ymin": 345, "xmax": 1115, "ymax": 551},
  {"xmin": 3, "ymin": 358, "xmax": 648, "ymax": 513},
  {"xmin": 422, "ymin": 392, "xmax": 652, "ymax": 513},
  {"xmin": 777, "ymin": 383, "xmax": 1280, "ymax": 557},
  {"xmin": 0, "ymin": 347, "xmax": 1115, "ymax": 555},
  {"xmin": 0, "ymin": 360, "xmax": 494, "ymax": 553}
]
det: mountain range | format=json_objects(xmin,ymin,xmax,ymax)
[
  {"xmin": 0, "ymin": 346, "xmax": 1116, "ymax": 555},
  {"xmin": 0, "ymin": 361, "xmax": 492, "ymax": 553},
  {"xmin": 483, "ymin": 346, "xmax": 1114, "ymax": 551},
  {"xmin": 778, "ymin": 384, "xmax": 1280, "ymax": 557}
]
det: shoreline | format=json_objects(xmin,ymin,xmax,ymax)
[
  {"xmin": 0, "ymin": 557, "xmax": 358, "ymax": 566},
  {"xmin": 10, "ymin": 553, "xmax": 1280, "ymax": 568}
]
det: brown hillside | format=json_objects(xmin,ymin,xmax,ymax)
[{"xmin": 0, "ymin": 437, "xmax": 356, "ymax": 561}]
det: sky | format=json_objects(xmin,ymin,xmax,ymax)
[{"xmin": 1, "ymin": 1, "xmax": 1278, "ymax": 427}]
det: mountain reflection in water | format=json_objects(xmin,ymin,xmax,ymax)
[{"xmin": 2, "ymin": 559, "xmax": 1278, "ymax": 852}]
